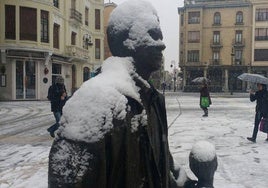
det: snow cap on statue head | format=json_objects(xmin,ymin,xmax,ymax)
[{"xmin": 107, "ymin": 0, "xmax": 165, "ymax": 57}]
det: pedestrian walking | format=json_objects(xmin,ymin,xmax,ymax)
[
  {"xmin": 200, "ymin": 82, "xmax": 212, "ymax": 117},
  {"xmin": 162, "ymin": 81, "xmax": 166, "ymax": 94},
  {"xmin": 48, "ymin": 1, "xmax": 197, "ymax": 187},
  {"xmin": 47, "ymin": 76, "xmax": 67, "ymax": 138},
  {"xmin": 247, "ymin": 83, "xmax": 268, "ymax": 142}
]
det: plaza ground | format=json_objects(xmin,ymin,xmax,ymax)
[{"xmin": 0, "ymin": 92, "xmax": 268, "ymax": 188}]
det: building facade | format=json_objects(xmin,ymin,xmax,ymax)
[
  {"xmin": 104, "ymin": 2, "xmax": 116, "ymax": 59},
  {"xmin": 178, "ymin": 0, "xmax": 260, "ymax": 92},
  {"xmin": 251, "ymin": 0, "xmax": 268, "ymax": 77},
  {"xmin": 0, "ymin": 0, "xmax": 104, "ymax": 100}
]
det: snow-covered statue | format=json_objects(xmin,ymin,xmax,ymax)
[
  {"xmin": 48, "ymin": 0, "xmax": 216, "ymax": 187},
  {"xmin": 187, "ymin": 141, "xmax": 218, "ymax": 188}
]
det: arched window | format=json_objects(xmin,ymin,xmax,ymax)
[
  {"xmin": 83, "ymin": 67, "xmax": 90, "ymax": 82},
  {"xmin": 214, "ymin": 12, "xmax": 221, "ymax": 25},
  {"xmin": 236, "ymin": 11, "xmax": 243, "ymax": 24}
]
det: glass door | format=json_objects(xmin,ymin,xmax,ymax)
[{"xmin": 16, "ymin": 60, "xmax": 36, "ymax": 99}]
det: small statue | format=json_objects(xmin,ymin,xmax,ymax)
[{"xmin": 186, "ymin": 141, "xmax": 218, "ymax": 188}]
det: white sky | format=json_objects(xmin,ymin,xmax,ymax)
[{"xmin": 104, "ymin": 0, "xmax": 184, "ymax": 71}]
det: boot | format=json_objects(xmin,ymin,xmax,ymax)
[
  {"xmin": 203, "ymin": 109, "xmax": 208, "ymax": 117},
  {"xmin": 47, "ymin": 123, "xmax": 59, "ymax": 138}
]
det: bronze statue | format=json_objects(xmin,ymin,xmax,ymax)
[{"xmin": 48, "ymin": 1, "xmax": 217, "ymax": 187}]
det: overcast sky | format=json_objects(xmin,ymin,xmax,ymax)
[{"xmin": 104, "ymin": 0, "xmax": 184, "ymax": 71}]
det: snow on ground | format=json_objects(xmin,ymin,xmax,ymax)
[
  {"xmin": 167, "ymin": 92, "xmax": 268, "ymax": 188},
  {"xmin": 0, "ymin": 92, "xmax": 268, "ymax": 188}
]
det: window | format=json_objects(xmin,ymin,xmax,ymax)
[
  {"xmin": 85, "ymin": 7, "xmax": 89, "ymax": 26},
  {"xmin": 188, "ymin": 31, "xmax": 200, "ymax": 43},
  {"xmin": 235, "ymin": 50, "xmax": 242, "ymax": 64},
  {"xmin": 256, "ymin": 8, "xmax": 268, "ymax": 21},
  {"xmin": 213, "ymin": 31, "xmax": 220, "ymax": 44},
  {"xmin": 180, "ymin": 14, "xmax": 184, "ymax": 26},
  {"xmin": 20, "ymin": 7, "xmax": 37, "ymax": 41},
  {"xmin": 53, "ymin": 0, "xmax": 59, "ymax": 8},
  {"xmin": 71, "ymin": 0, "xmax": 76, "ymax": 9},
  {"xmin": 5, "ymin": 5, "xmax": 16, "ymax": 40},
  {"xmin": 187, "ymin": 50, "xmax": 199, "ymax": 62},
  {"xmin": 213, "ymin": 51, "xmax": 219, "ymax": 60},
  {"xmin": 71, "ymin": 32, "xmax": 76, "ymax": 45},
  {"xmin": 235, "ymin": 50, "xmax": 242, "ymax": 61},
  {"xmin": 254, "ymin": 49, "xmax": 268, "ymax": 61},
  {"xmin": 188, "ymin": 12, "xmax": 200, "ymax": 24},
  {"xmin": 95, "ymin": 39, "xmax": 101, "ymax": 59},
  {"xmin": 41, "ymin": 10, "xmax": 49, "ymax": 43},
  {"xmin": 52, "ymin": 63, "xmax": 62, "ymax": 83},
  {"xmin": 255, "ymin": 28, "xmax": 268, "ymax": 41},
  {"xmin": 95, "ymin": 9, "xmax": 101, "ymax": 30},
  {"xmin": 53, "ymin": 23, "xmax": 60, "ymax": 49},
  {"xmin": 236, "ymin": 11, "xmax": 243, "ymax": 24},
  {"xmin": 235, "ymin": 30, "xmax": 242, "ymax": 43},
  {"xmin": 180, "ymin": 33, "xmax": 183, "ymax": 45},
  {"xmin": 213, "ymin": 12, "xmax": 221, "ymax": 25}
]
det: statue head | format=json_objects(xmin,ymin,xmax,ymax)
[{"xmin": 107, "ymin": 0, "xmax": 166, "ymax": 76}]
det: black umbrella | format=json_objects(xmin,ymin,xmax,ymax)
[{"xmin": 237, "ymin": 73, "xmax": 268, "ymax": 85}]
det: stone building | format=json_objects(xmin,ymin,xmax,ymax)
[
  {"xmin": 104, "ymin": 2, "xmax": 116, "ymax": 59},
  {"xmin": 0, "ymin": 0, "xmax": 104, "ymax": 100},
  {"xmin": 178, "ymin": 0, "xmax": 261, "ymax": 92},
  {"xmin": 251, "ymin": 0, "xmax": 268, "ymax": 77}
]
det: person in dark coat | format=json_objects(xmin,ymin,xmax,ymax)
[
  {"xmin": 48, "ymin": 1, "xmax": 193, "ymax": 187},
  {"xmin": 247, "ymin": 83, "xmax": 268, "ymax": 142},
  {"xmin": 199, "ymin": 82, "xmax": 212, "ymax": 117},
  {"xmin": 47, "ymin": 76, "xmax": 67, "ymax": 138}
]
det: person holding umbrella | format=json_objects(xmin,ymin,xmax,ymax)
[
  {"xmin": 199, "ymin": 81, "xmax": 212, "ymax": 117},
  {"xmin": 247, "ymin": 83, "xmax": 268, "ymax": 143}
]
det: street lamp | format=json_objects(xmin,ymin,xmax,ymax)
[
  {"xmin": 170, "ymin": 60, "xmax": 177, "ymax": 92},
  {"xmin": 230, "ymin": 47, "xmax": 235, "ymax": 95}
]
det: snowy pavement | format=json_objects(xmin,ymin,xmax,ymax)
[{"xmin": 0, "ymin": 92, "xmax": 268, "ymax": 188}]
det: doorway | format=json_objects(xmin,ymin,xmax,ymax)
[{"xmin": 16, "ymin": 60, "xmax": 36, "ymax": 99}]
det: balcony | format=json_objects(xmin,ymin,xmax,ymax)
[
  {"xmin": 232, "ymin": 58, "xmax": 245, "ymax": 66},
  {"xmin": 232, "ymin": 39, "xmax": 245, "ymax": 48},
  {"xmin": 210, "ymin": 40, "xmax": 223, "ymax": 48},
  {"xmin": 66, "ymin": 45, "xmax": 90, "ymax": 60},
  {"xmin": 255, "ymin": 36, "xmax": 268, "ymax": 41},
  {"xmin": 180, "ymin": 61, "xmax": 203, "ymax": 67},
  {"xmin": 70, "ymin": 8, "xmax": 82, "ymax": 23},
  {"xmin": 209, "ymin": 59, "xmax": 222, "ymax": 66}
]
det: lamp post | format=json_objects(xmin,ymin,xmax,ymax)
[
  {"xmin": 230, "ymin": 48, "xmax": 235, "ymax": 95},
  {"xmin": 170, "ymin": 60, "xmax": 177, "ymax": 92}
]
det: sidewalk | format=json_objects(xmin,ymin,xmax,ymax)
[{"xmin": 163, "ymin": 90, "xmax": 249, "ymax": 98}]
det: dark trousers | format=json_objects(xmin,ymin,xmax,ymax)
[
  {"xmin": 252, "ymin": 112, "xmax": 262, "ymax": 139},
  {"xmin": 201, "ymin": 107, "xmax": 208, "ymax": 115},
  {"xmin": 47, "ymin": 111, "xmax": 61, "ymax": 133}
]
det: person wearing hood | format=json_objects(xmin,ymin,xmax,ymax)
[
  {"xmin": 247, "ymin": 83, "xmax": 268, "ymax": 142},
  {"xmin": 47, "ymin": 76, "xmax": 67, "ymax": 138}
]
